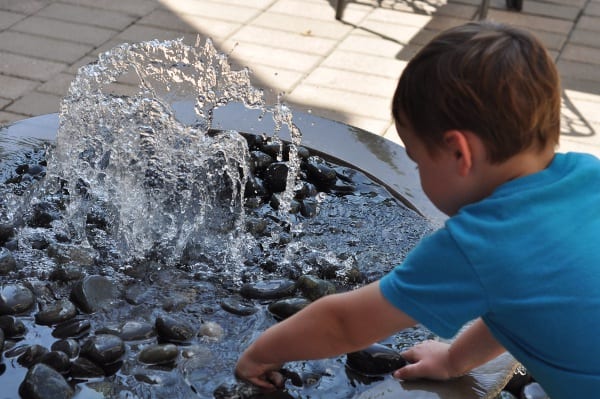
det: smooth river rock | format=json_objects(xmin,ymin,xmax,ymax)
[
  {"xmin": 70, "ymin": 275, "xmax": 120, "ymax": 313},
  {"xmin": 346, "ymin": 343, "xmax": 407, "ymax": 376},
  {"xmin": 19, "ymin": 363, "xmax": 74, "ymax": 399},
  {"xmin": 0, "ymin": 284, "xmax": 35, "ymax": 315}
]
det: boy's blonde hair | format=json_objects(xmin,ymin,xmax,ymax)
[{"xmin": 392, "ymin": 21, "xmax": 561, "ymax": 163}]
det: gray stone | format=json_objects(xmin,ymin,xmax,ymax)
[{"xmin": 19, "ymin": 363, "xmax": 74, "ymax": 399}]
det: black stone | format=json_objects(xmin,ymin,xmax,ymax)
[
  {"xmin": 52, "ymin": 317, "xmax": 90, "ymax": 339},
  {"xmin": 19, "ymin": 363, "xmax": 74, "ymax": 399},
  {"xmin": 300, "ymin": 199, "xmax": 318, "ymax": 218},
  {"xmin": 297, "ymin": 275, "xmax": 336, "ymax": 301},
  {"xmin": 0, "ymin": 315, "xmax": 27, "ymax": 337},
  {"xmin": 0, "ymin": 284, "xmax": 35, "ymax": 315},
  {"xmin": 28, "ymin": 201, "xmax": 61, "ymax": 228},
  {"xmin": 0, "ymin": 223, "xmax": 15, "ymax": 245},
  {"xmin": 346, "ymin": 343, "xmax": 407, "ymax": 376},
  {"xmin": 40, "ymin": 350, "xmax": 71, "ymax": 374},
  {"xmin": 305, "ymin": 156, "xmax": 337, "ymax": 188},
  {"xmin": 250, "ymin": 150, "xmax": 273, "ymax": 171},
  {"xmin": 70, "ymin": 275, "xmax": 119, "ymax": 313},
  {"xmin": 0, "ymin": 247, "xmax": 16, "ymax": 275},
  {"xmin": 119, "ymin": 320, "xmax": 155, "ymax": 341},
  {"xmin": 239, "ymin": 279, "xmax": 297, "ymax": 300},
  {"xmin": 69, "ymin": 356, "xmax": 105, "ymax": 379},
  {"xmin": 35, "ymin": 299, "xmax": 78, "ymax": 325},
  {"xmin": 138, "ymin": 343, "xmax": 179, "ymax": 365},
  {"xmin": 263, "ymin": 162, "xmax": 289, "ymax": 193},
  {"xmin": 155, "ymin": 315, "xmax": 196, "ymax": 344},
  {"xmin": 220, "ymin": 297, "xmax": 258, "ymax": 316},
  {"xmin": 51, "ymin": 338, "xmax": 80, "ymax": 358},
  {"xmin": 80, "ymin": 334, "xmax": 125, "ymax": 365},
  {"xmin": 268, "ymin": 297, "xmax": 310, "ymax": 321},
  {"xmin": 17, "ymin": 344, "xmax": 49, "ymax": 368}
]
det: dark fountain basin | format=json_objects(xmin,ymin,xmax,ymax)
[{"xmin": 0, "ymin": 106, "xmax": 516, "ymax": 399}]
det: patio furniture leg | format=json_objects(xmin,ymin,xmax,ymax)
[{"xmin": 336, "ymin": 0, "xmax": 345, "ymax": 20}]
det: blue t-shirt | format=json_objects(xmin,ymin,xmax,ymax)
[{"xmin": 380, "ymin": 152, "xmax": 600, "ymax": 398}]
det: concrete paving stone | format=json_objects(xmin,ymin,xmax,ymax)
[
  {"xmin": 0, "ymin": 31, "xmax": 93, "ymax": 64},
  {"xmin": 563, "ymin": 96, "xmax": 600, "ymax": 124},
  {"xmin": 355, "ymin": 20, "xmax": 425, "ymax": 45},
  {"xmin": 139, "ymin": 9, "xmax": 242, "ymax": 39},
  {"xmin": 561, "ymin": 44, "xmax": 600, "ymax": 66},
  {"xmin": 585, "ymin": 2, "xmax": 600, "ymax": 16},
  {"xmin": 558, "ymin": 59, "xmax": 600, "ymax": 83},
  {"xmin": 230, "ymin": 26, "xmax": 338, "ymax": 56},
  {"xmin": 67, "ymin": 56, "xmax": 97, "ymax": 74},
  {"xmin": 421, "ymin": 15, "xmax": 473, "ymax": 31},
  {"xmin": 159, "ymin": 0, "xmax": 261, "ymax": 23},
  {"xmin": 116, "ymin": 25, "xmax": 197, "ymax": 45},
  {"xmin": 337, "ymin": 32, "xmax": 405, "ymax": 58},
  {"xmin": 564, "ymin": 87, "xmax": 600, "ymax": 103},
  {"xmin": 576, "ymin": 16, "xmax": 600, "ymax": 32},
  {"xmin": 0, "ymin": 111, "xmax": 26, "ymax": 125},
  {"xmin": 221, "ymin": 39, "xmax": 322, "ymax": 72},
  {"xmin": 303, "ymin": 66, "xmax": 400, "ymax": 98},
  {"xmin": 521, "ymin": 0, "xmax": 580, "ymax": 20},
  {"xmin": 11, "ymin": 16, "xmax": 118, "ymax": 46},
  {"xmin": 0, "ymin": 97, "xmax": 11, "ymax": 109},
  {"xmin": 526, "ymin": 29, "xmax": 566, "ymax": 52},
  {"xmin": 322, "ymin": 50, "xmax": 407, "ymax": 79},
  {"xmin": 569, "ymin": 28, "xmax": 600, "ymax": 49},
  {"xmin": 268, "ymin": 0, "xmax": 342, "ymax": 21},
  {"xmin": 101, "ymin": 82, "xmax": 140, "ymax": 97},
  {"xmin": 0, "ymin": 52, "xmax": 66, "ymax": 81},
  {"xmin": 240, "ymin": 64, "xmax": 304, "ymax": 96},
  {"xmin": 334, "ymin": 1, "xmax": 377, "ymax": 25},
  {"xmin": 561, "ymin": 77, "xmax": 600, "ymax": 98},
  {"xmin": 559, "ymin": 136, "xmax": 600, "ymax": 155},
  {"xmin": 366, "ymin": 9, "xmax": 432, "ymax": 27},
  {"xmin": 37, "ymin": 3, "xmax": 136, "ymax": 30},
  {"xmin": 216, "ymin": 0, "xmax": 276, "ymax": 8},
  {"xmin": 59, "ymin": 0, "xmax": 159, "ymax": 17},
  {"xmin": 0, "ymin": 10, "xmax": 25, "ymax": 29},
  {"xmin": 6, "ymin": 91, "xmax": 62, "ymax": 116},
  {"xmin": 487, "ymin": 9, "xmax": 574, "ymax": 34},
  {"xmin": 0, "ymin": 75, "xmax": 39, "ymax": 100},
  {"xmin": 36, "ymin": 73, "xmax": 77, "ymax": 96},
  {"xmin": 252, "ymin": 11, "xmax": 353, "ymax": 39},
  {"xmin": 287, "ymin": 84, "xmax": 393, "ymax": 121},
  {"xmin": 0, "ymin": 0, "xmax": 48, "ymax": 14},
  {"xmin": 284, "ymin": 101, "xmax": 392, "ymax": 135},
  {"xmin": 433, "ymin": 2, "xmax": 479, "ymax": 19}
]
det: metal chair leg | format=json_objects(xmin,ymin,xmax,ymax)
[
  {"xmin": 336, "ymin": 0, "xmax": 345, "ymax": 20},
  {"xmin": 478, "ymin": 0, "xmax": 490, "ymax": 20}
]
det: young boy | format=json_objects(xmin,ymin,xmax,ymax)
[{"xmin": 235, "ymin": 21, "xmax": 600, "ymax": 398}]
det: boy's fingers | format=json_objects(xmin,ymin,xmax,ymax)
[
  {"xmin": 393, "ymin": 363, "xmax": 419, "ymax": 380},
  {"xmin": 266, "ymin": 370, "xmax": 285, "ymax": 388}
]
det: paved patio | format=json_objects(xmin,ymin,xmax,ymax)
[{"xmin": 0, "ymin": 0, "xmax": 599, "ymax": 157}]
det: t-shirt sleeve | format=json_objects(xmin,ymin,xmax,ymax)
[{"xmin": 380, "ymin": 228, "xmax": 488, "ymax": 338}]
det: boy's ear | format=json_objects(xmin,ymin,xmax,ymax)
[{"xmin": 443, "ymin": 130, "xmax": 473, "ymax": 177}]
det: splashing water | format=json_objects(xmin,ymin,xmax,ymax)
[{"xmin": 41, "ymin": 38, "xmax": 301, "ymax": 266}]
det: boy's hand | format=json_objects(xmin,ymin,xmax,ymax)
[
  {"xmin": 393, "ymin": 340, "xmax": 457, "ymax": 381},
  {"xmin": 235, "ymin": 350, "xmax": 284, "ymax": 391}
]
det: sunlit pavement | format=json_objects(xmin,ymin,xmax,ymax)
[{"xmin": 0, "ymin": 0, "xmax": 598, "ymax": 157}]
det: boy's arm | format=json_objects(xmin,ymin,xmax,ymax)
[
  {"xmin": 395, "ymin": 318, "xmax": 505, "ymax": 380},
  {"xmin": 235, "ymin": 281, "xmax": 416, "ymax": 389}
]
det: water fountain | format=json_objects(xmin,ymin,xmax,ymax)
[{"xmin": 0, "ymin": 39, "xmax": 517, "ymax": 399}]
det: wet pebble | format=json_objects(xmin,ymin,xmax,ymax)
[
  {"xmin": 28, "ymin": 201, "xmax": 61, "ymax": 228},
  {"xmin": 156, "ymin": 315, "xmax": 196, "ymax": 343},
  {"xmin": 70, "ymin": 274, "xmax": 120, "ymax": 313},
  {"xmin": 299, "ymin": 199, "xmax": 318, "ymax": 218},
  {"xmin": 138, "ymin": 343, "xmax": 179, "ymax": 365},
  {"xmin": 0, "ymin": 247, "xmax": 16, "ymax": 275},
  {"xmin": 296, "ymin": 275, "xmax": 336, "ymax": 301},
  {"xmin": 0, "ymin": 223, "xmax": 15, "ymax": 245},
  {"xmin": 240, "ymin": 279, "xmax": 297, "ymax": 300},
  {"xmin": 49, "ymin": 264, "xmax": 84, "ymax": 282},
  {"xmin": 17, "ymin": 344, "xmax": 49, "ymax": 368},
  {"xmin": 52, "ymin": 317, "xmax": 91, "ymax": 339},
  {"xmin": 40, "ymin": 350, "xmax": 71, "ymax": 374},
  {"xmin": 268, "ymin": 298, "xmax": 310, "ymax": 321},
  {"xmin": 70, "ymin": 356, "xmax": 105, "ymax": 379},
  {"xmin": 199, "ymin": 321, "xmax": 224, "ymax": 341},
  {"xmin": 119, "ymin": 320, "xmax": 155, "ymax": 341},
  {"xmin": 80, "ymin": 334, "xmax": 125, "ymax": 365},
  {"xmin": 346, "ymin": 343, "xmax": 407, "ymax": 376},
  {"xmin": 19, "ymin": 363, "xmax": 74, "ymax": 399},
  {"xmin": 250, "ymin": 150, "xmax": 273, "ymax": 171},
  {"xmin": 51, "ymin": 338, "xmax": 80, "ymax": 358},
  {"xmin": 0, "ymin": 314, "xmax": 27, "ymax": 337},
  {"xmin": 35, "ymin": 299, "xmax": 77, "ymax": 325},
  {"xmin": 305, "ymin": 156, "xmax": 337, "ymax": 188},
  {"xmin": 0, "ymin": 284, "xmax": 35, "ymax": 315},
  {"xmin": 0, "ymin": 328, "xmax": 4, "ymax": 352},
  {"xmin": 263, "ymin": 162, "xmax": 289, "ymax": 193},
  {"xmin": 220, "ymin": 298, "xmax": 258, "ymax": 316}
]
